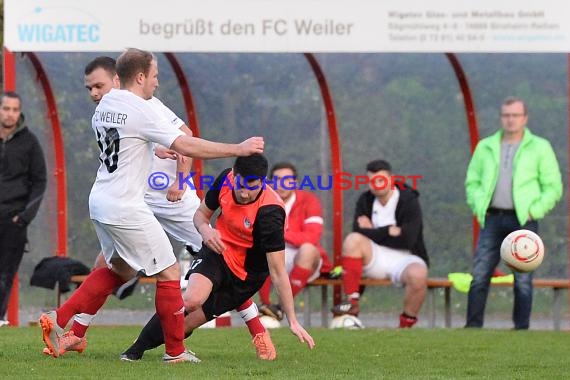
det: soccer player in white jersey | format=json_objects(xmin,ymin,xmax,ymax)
[
  {"xmin": 46, "ymin": 56, "xmax": 276, "ymax": 361},
  {"xmin": 39, "ymin": 48, "xmax": 264, "ymax": 363}
]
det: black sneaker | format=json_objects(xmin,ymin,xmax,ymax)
[
  {"xmin": 331, "ymin": 301, "xmax": 360, "ymax": 317},
  {"xmin": 120, "ymin": 348, "xmax": 144, "ymax": 362},
  {"xmin": 115, "ymin": 276, "xmax": 140, "ymax": 300},
  {"xmin": 259, "ymin": 304, "xmax": 284, "ymax": 321}
]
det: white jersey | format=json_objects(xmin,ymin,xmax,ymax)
[
  {"xmin": 371, "ymin": 188, "xmax": 400, "ymax": 228},
  {"xmin": 144, "ymin": 97, "xmax": 197, "ymax": 209},
  {"xmin": 143, "ymin": 97, "xmax": 202, "ymax": 252},
  {"xmin": 89, "ymin": 89, "xmax": 184, "ymax": 225}
]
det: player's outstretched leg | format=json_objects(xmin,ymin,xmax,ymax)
[{"xmin": 120, "ymin": 312, "xmax": 197, "ymax": 362}]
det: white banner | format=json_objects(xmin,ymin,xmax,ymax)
[{"xmin": 4, "ymin": 0, "xmax": 570, "ymax": 52}]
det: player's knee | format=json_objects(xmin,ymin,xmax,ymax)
[
  {"xmin": 342, "ymin": 232, "xmax": 367, "ymax": 256},
  {"xmin": 403, "ymin": 264, "xmax": 428, "ymax": 288},
  {"xmin": 298, "ymin": 243, "xmax": 318, "ymax": 256},
  {"xmin": 297, "ymin": 243, "xmax": 320, "ymax": 264},
  {"xmin": 93, "ymin": 252, "xmax": 107, "ymax": 270},
  {"xmin": 182, "ymin": 293, "xmax": 203, "ymax": 312}
]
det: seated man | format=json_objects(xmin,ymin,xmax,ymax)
[
  {"xmin": 258, "ymin": 162, "xmax": 332, "ymax": 321},
  {"xmin": 331, "ymin": 159, "xmax": 429, "ymax": 328}
]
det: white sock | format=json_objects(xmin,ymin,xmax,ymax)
[
  {"xmin": 238, "ymin": 303, "xmax": 259, "ymax": 322},
  {"xmin": 74, "ymin": 313, "xmax": 96, "ymax": 326}
]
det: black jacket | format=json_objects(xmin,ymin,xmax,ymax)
[
  {"xmin": 30, "ymin": 256, "xmax": 91, "ymax": 293},
  {"xmin": 352, "ymin": 183, "xmax": 429, "ymax": 266},
  {"xmin": 0, "ymin": 114, "xmax": 47, "ymax": 224}
]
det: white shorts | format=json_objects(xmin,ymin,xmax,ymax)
[
  {"xmin": 92, "ymin": 218, "xmax": 177, "ymax": 276},
  {"xmin": 149, "ymin": 199, "xmax": 202, "ymax": 254},
  {"xmin": 284, "ymin": 244, "xmax": 322, "ymax": 282},
  {"xmin": 362, "ymin": 242, "xmax": 427, "ymax": 286},
  {"xmin": 153, "ymin": 213, "xmax": 202, "ymax": 253}
]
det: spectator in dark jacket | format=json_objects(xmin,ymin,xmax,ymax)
[
  {"xmin": 0, "ymin": 91, "xmax": 47, "ymax": 325},
  {"xmin": 331, "ymin": 159, "xmax": 428, "ymax": 328}
]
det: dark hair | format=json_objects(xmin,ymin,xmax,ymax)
[
  {"xmin": 366, "ymin": 159, "xmax": 391, "ymax": 173},
  {"xmin": 502, "ymin": 96, "xmax": 527, "ymax": 115},
  {"xmin": 234, "ymin": 154, "xmax": 268, "ymax": 181},
  {"xmin": 84, "ymin": 56, "xmax": 116, "ymax": 76},
  {"xmin": 1, "ymin": 91, "xmax": 22, "ymax": 106},
  {"xmin": 116, "ymin": 48, "xmax": 155, "ymax": 86},
  {"xmin": 270, "ymin": 161, "xmax": 297, "ymax": 179}
]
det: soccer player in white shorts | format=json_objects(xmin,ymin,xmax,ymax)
[
  {"xmin": 45, "ymin": 55, "xmax": 273, "ymax": 361},
  {"xmin": 39, "ymin": 48, "xmax": 264, "ymax": 362}
]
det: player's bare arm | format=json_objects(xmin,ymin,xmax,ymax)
[
  {"xmin": 267, "ymin": 250, "xmax": 315, "ymax": 349},
  {"xmin": 167, "ymin": 124, "xmax": 194, "ymax": 202},
  {"xmin": 154, "ymin": 146, "xmax": 178, "ymax": 160},
  {"xmin": 170, "ymin": 135, "xmax": 264, "ymax": 159},
  {"xmin": 154, "ymin": 124, "xmax": 193, "ymax": 161},
  {"xmin": 193, "ymin": 201, "xmax": 225, "ymax": 254},
  {"xmin": 166, "ymin": 154, "xmax": 190, "ymax": 202},
  {"xmin": 357, "ymin": 215, "xmax": 372, "ymax": 228}
]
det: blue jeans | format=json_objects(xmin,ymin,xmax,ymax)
[{"xmin": 465, "ymin": 212, "xmax": 538, "ymax": 329}]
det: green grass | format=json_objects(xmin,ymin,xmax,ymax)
[{"xmin": 2, "ymin": 326, "xmax": 570, "ymax": 379}]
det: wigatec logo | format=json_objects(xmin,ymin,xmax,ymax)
[{"xmin": 17, "ymin": 6, "xmax": 100, "ymax": 44}]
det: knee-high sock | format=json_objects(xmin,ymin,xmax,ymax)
[
  {"xmin": 155, "ymin": 280, "xmax": 185, "ymax": 356},
  {"xmin": 289, "ymin": 265, "xmax": 313, "ymax": 298},
  {"xmin": 70, "ymin": 313, "xmax": 95, "ymax": 338},
  {"xmin": 56, "ymin": 267, "xmax": 123, "ymax": 329},
  {"xmin": 258, "ymin": 276, "xmax": 272, "ymax": 305},
  {"xmin": 342, "ymin": 257, "xmax": 363, "ymax": 299},
  {"xmin": 126, "ymin": 312, "xmax": 194, "ymax": 354},
  {"xmin": 237, "ymin": 299, "xmax": 265, "ymax": 336}
]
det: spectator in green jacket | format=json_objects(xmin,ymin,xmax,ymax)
[{"xmin": 465, "ymin": 96, "xmax": 562, "ymax": 330}]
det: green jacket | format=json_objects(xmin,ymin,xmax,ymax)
[{"xmin": 465, "ymin": 128, "xmax": 562, "ymax": 227}]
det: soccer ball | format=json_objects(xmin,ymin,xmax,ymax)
[
  {"xmin": 500, "ymin": 229, "xmax": 545, "ymax": 273},
  {"xmin": 329, "ymin": 315, "xmax": 364, "ymax": 330},
  {"xmin": 259, "ymin": 315, "xmax": 282, "ymax": 329}
]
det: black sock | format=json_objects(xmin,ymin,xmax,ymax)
[
  {"xmin": 126, "ymin": 313, "xmax": 164, "ymax": 353},
  {"xmin": 125, "ymin": 312, "xmax": 194, "ymax": 353}
]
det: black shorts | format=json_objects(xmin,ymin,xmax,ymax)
[{"xmin": 186, "ymin": 247, "xmax": 266, "ymax": 320}]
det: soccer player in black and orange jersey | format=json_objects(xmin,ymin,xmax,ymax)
[{"xmin": 121, "ymin": 154, "xmax": 315, "ymax": 361}]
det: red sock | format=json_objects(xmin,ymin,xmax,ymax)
[
  {"xmin": 258, "ymin": 276, "xmax": 272, "ymax": 305},
  {"xmin": 289, "ymin": 265, "xmax": 313, "ymax": 298},
  {"xmin": 70, "ymin": 321, "xmax": 88, "ymax": 338},
  {"xmin": 156, "ymin": 280, "xmax": 185, "ymax": 357},
  {"xmin": 237, "ymin": 299, "xmax": 265, "ymax": 336},
  {"xmin": 342, "ymin": 257, "xmax": 363, "ymax": 298},
  {"xmin": 56, "ymin": 268, "xmax": 123, "ymax": 329}
]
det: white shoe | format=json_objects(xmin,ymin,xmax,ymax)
[
  {"xmin": 0, "ymin": 320, "xmax": 9, "ymax": 327},
  {"xmin": 163, "ymin": 349, "xmax": 201, "ymax": 363},
  {"xmin": 39, "ymin": 311, "xmax": 64, "ymax": 357}
]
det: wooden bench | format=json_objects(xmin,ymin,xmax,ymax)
[
  {"xmin": 303, "ymin": 277, "xmax": 570, "ymax": 330},
  {"xmin": 303, "ymin": 277, "xmax": 453, "ymax": 329},
  {"xmin": 60, "ymin": 275, "xmax": 570, "ymax": 330}
]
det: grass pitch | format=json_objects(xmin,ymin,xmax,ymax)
[{"xmin": 1, "ymin": 325, "xmax": 570, "ymax": 379}]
